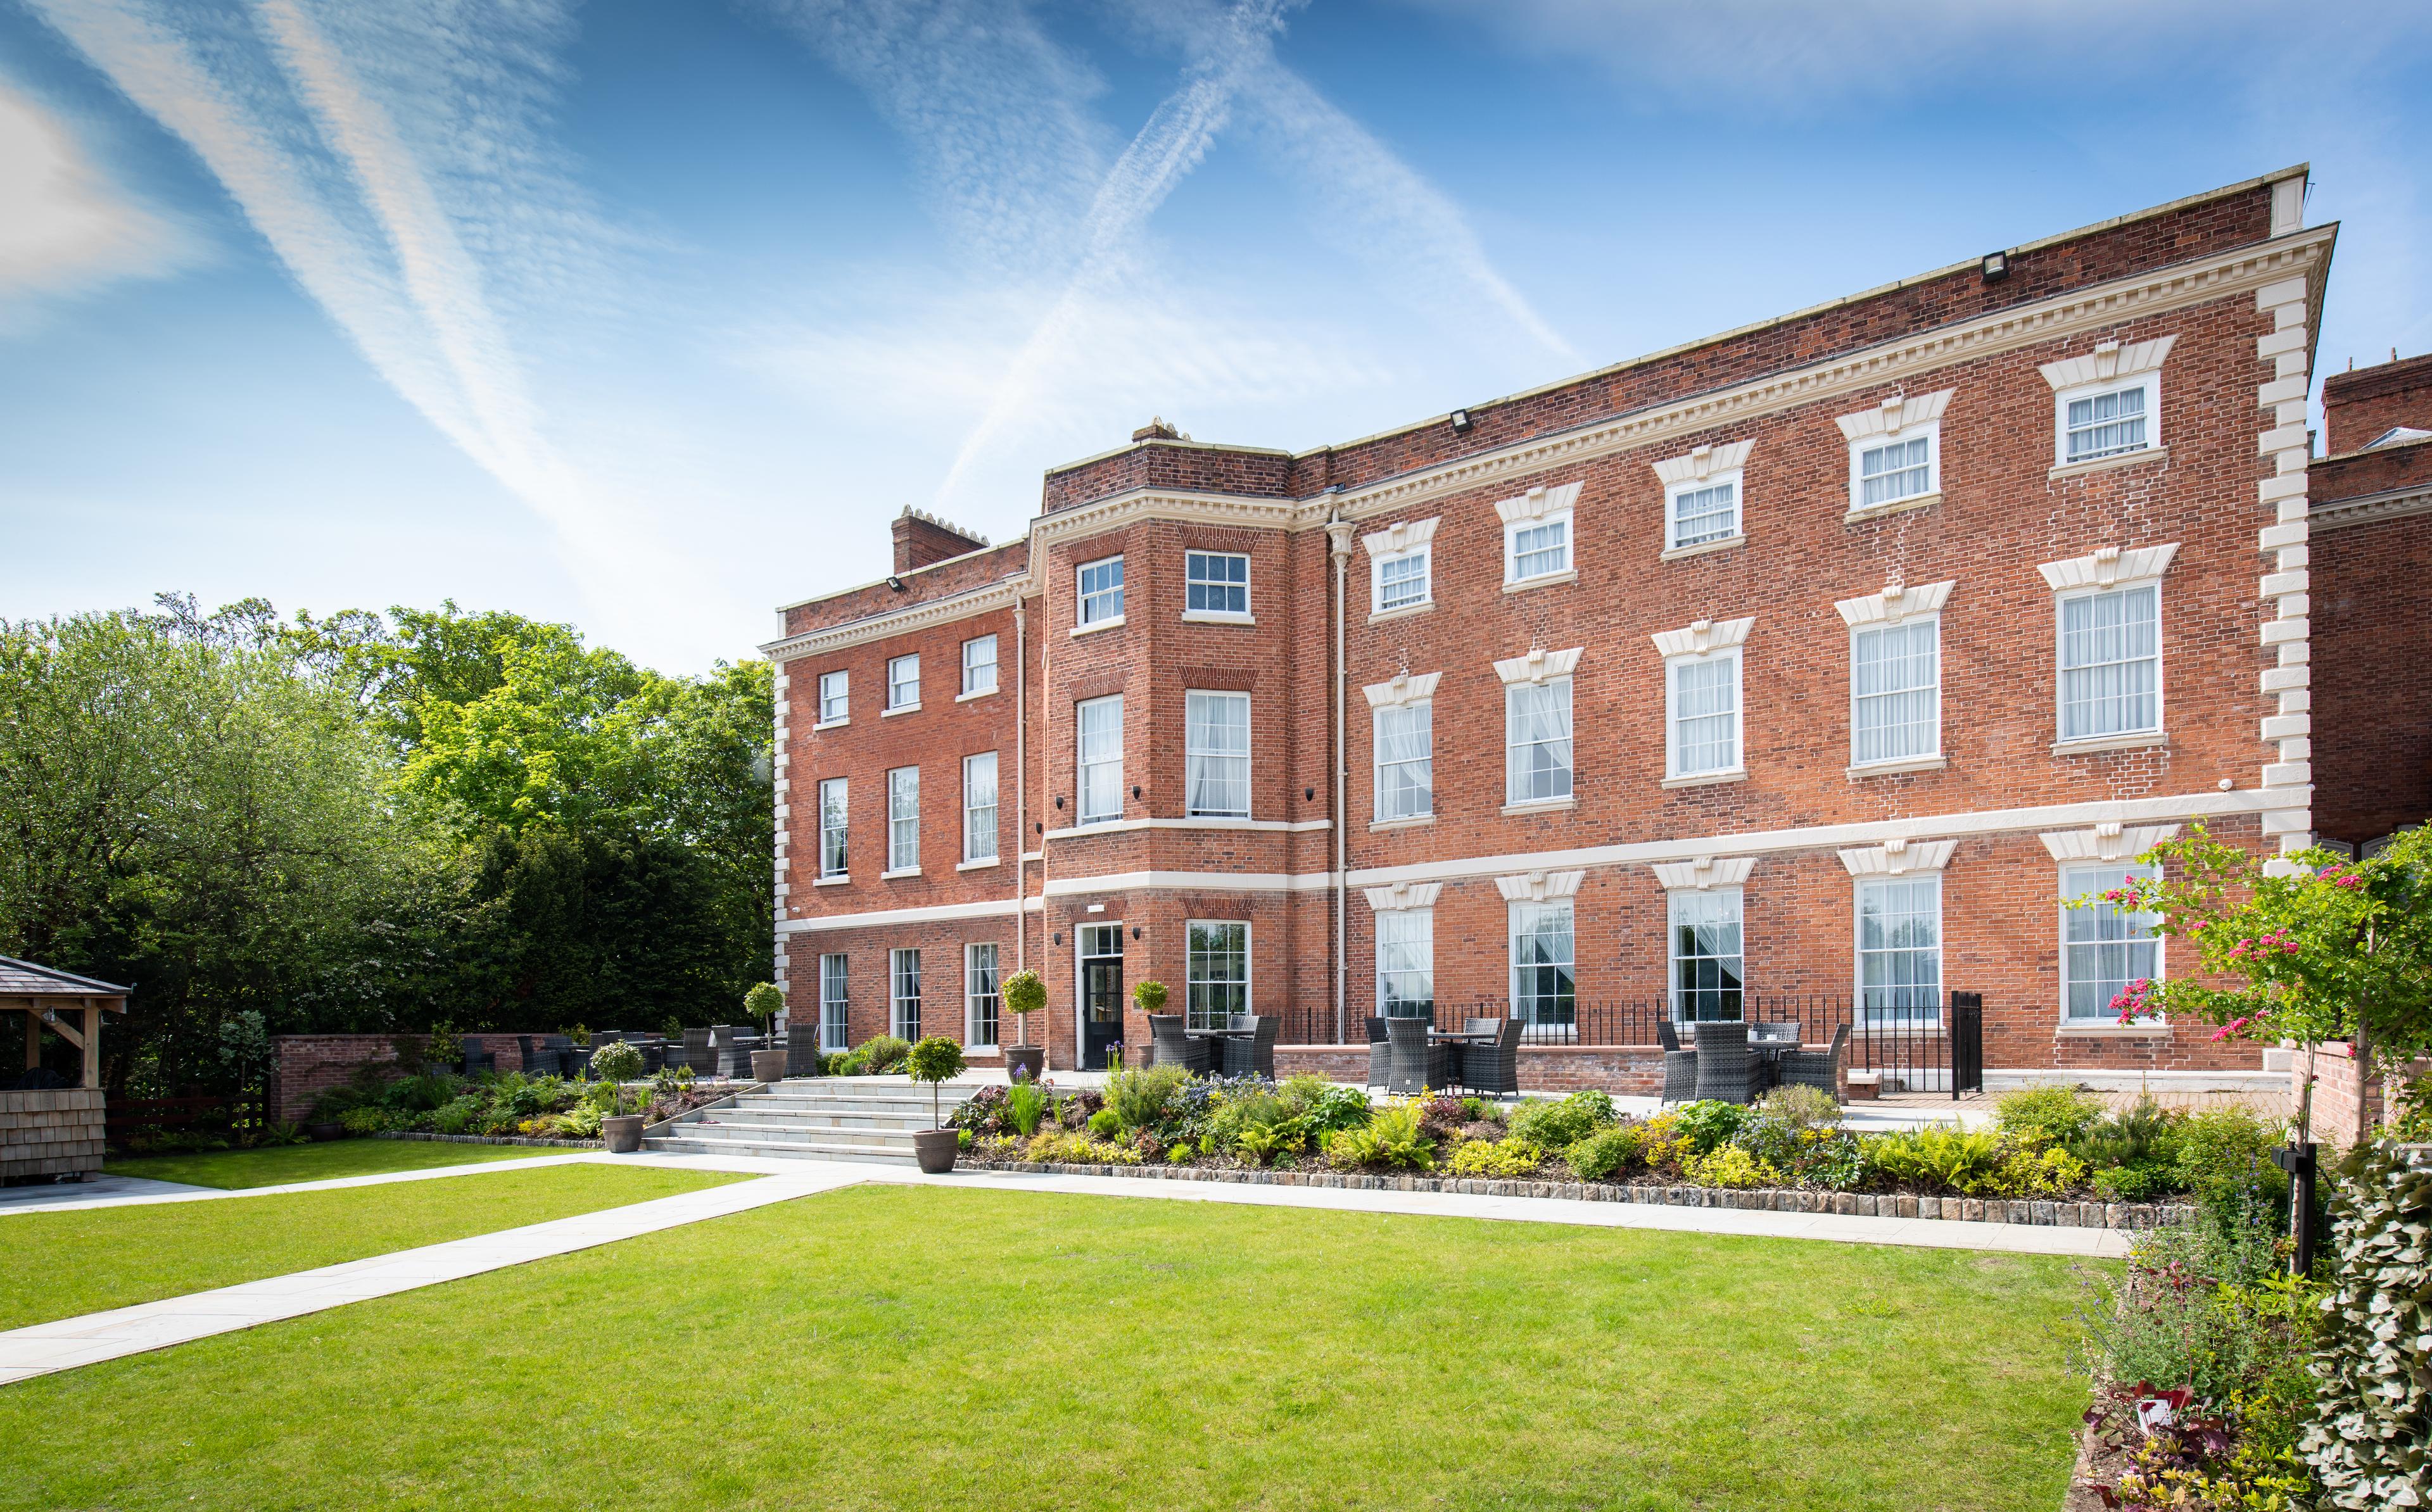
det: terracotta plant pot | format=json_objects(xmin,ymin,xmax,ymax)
[
  {"xmin": 306, "ymin": 1122, "xmax": 346, "ymax": 1143},
  {"xmin": 603, "ymin": 1114, "xmax": 646, "ymax": 1153},
  {"xmin": 1003, "ymin": 1045, "xmax": 1046, "ymax": 1082},
  {"xmin": 912, "ymin": 1128, "xmax": 960, "ymax": 1175},
  {"xmin": 750, "ymin": 1049, "xmax": 788, "ymax": 1084}
]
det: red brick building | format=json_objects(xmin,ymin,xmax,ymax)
[{"xmin": 766, "ymin": 166, "xmax": 2386, "ymax": 1093}]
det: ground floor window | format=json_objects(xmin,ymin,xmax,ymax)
[
  {"xmin": 1510, "ymin": 900, "xmax": 1575, "ymax": 1026},
  {"xmin": 965, "ymin": 943, "xmax": 1001, "ymax": 1047},
  {"xmin": 1377, "ymin": 909, "xmax": 1433, "ymax": 1017},
  {"xmin": 2062, "ymin": 864, "xmax": 2162, "ymax": 1020},
  {"xmin": 819, "ymin": 953, "xmax": 849, "ymax": 1050},
  {"xmin": 1857, "ymin": 877, "xmax": 1941, "ymax": 1025},
  {"xmin": 1186, "ymin": 921, "xmax": 1249, "ymax": 1030},
  {"xmin": 890, "ymin": 947, "xmax": 922, "ymax": 1040},
  {"xmin": 1669, "ymin": 886, "xmax": 1744, "ymax": 1022}
]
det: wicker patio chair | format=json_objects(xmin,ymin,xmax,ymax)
[
  {"xmin": 681, "ymin": 1026, "xmax": 713, "ymax": 1075},
  {"xmin": 711, "ymin": 1025, "xmax": 760, "ymax": 1080},
  {"xmin": 786, "ymin": 1024, "xmax": 826, "ymax": 1077},
  {"xmin": 1775, "ymin": 1024, "xmax": 1851, "ymax": 1101},
  {"xmin": 1457, "ymin": 1017, "xmax": 1523, "ymax": 1097},
  {"xmin": 1749, "ymin": 1021, "xmax": 1800, "ymax": 1047},
  {"xmin": 459, "ymin": 1036, "xmax": 495, "ymax": 1075},
  {"xmin": 1657, "ymin": 1019, "xmax": 1682, "ymax": 1052},
  {"xmin": 1662, "ymin": 1049, "xmax": 1700, "ymax": 1103},
  {"xmin": 1386, "ymin": 1016, "xmax": 1449, "ymax": 1096},
  {"xmin": 1365, "ymin": 1017, "xmax": 1391, "ymax": 1088},
  {"xmin": 1220, "ymin": 1016, "xmax": 1279, "ymax": 1079},
  {"xmin": 1690, "ymin": 1020, "xmax": 1758, "ymax": 1104},
  {"xmin": 1148, "ymin": 1014, "xmax": 1211, "ymax": 1073}
]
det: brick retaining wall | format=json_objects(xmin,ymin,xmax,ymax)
[
  {"xmin": 1, "ymin": 1088, "xmax": 106, "ymax": 1180},
  {"xmin": 270, "ymin": 1033, "xmax": 557, "ymax": 1124},
  {"xmin": 1272, "ymin": 1044, "xmax": 1666, "ymax": 1095}
]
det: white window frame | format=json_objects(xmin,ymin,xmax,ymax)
[
  {"xmin": 1854, "ymin": 874, "xmax": 1942, "ymax": 1027},
  {"xmin": 1850, "ymin": 420, "xmax": 1941, "ymax": 513},
  {"xmin": 1849, "ymin": 614, "xmax": 1942, "ymax": 769},
  {"xmin": 1363, "ymin": 517, "xmax": 1439, "ymax": 618},
  {"xmin": 1076, "ymin": 694, "xmax": 1124, "ymax": 824},
  {"xmin": 816, "ymin": 776, "xmax": 849, "ymax": 879},
  {"xmin": 1664, "ymin": 470, "xmax": 1743, "ymax": 553},
  {"xmin": 1509, "ymin": 899, "xmax": 1576, "ymax": 1028},
  {"xmin": 1184, "ymin": 690, "xmax": 1251, "ymax": 819},
  {"xmin": 819, "ymin": 953, "xmax": 849, "ymax": 1051},
  {"xmin": 2056, "ymin": 581, "xmax": 2164, "ymax": 745},
  {"xmin": 961, "ymin": 751, "xmax": 998, "ymax": 864},
  {"xmin": 1372, "ymin": 701, "xmax": 1433, "ymax": 822},
  {"xmin": 965, "ymin": 942, "xmax": 1001, "ymax": 1048},
  {"xmin": 885, "ymin": 765, "xmax": 919, "ymax": 874},
  {"xmin": 960, "ymin": 635, "xmax": 998, "ymax": 697},
  {"xmin": 1504, "ymin": 678, "xmax": 1574, "ymax": 806},
  {"xmin": 1185, "ymin": 920, "xmax": 1250, "ymax": 1031},
  {"xmin": 1375, "ymin": 907, "xmax": 1434, "ymax": 1018},
  {"xmin": 1668, "ymin": 885, "xmax": 1745, "ymax": 1023},
  {"xmin": 885, "ymin": 653, "xmax": 920, "ymax": 713},
  {"xmin": 1666, "ymin": 648, "xmax": 1743, "ymax": 781},
  {"xmin": 1503, "ymin": 510, "xmax": 1572, "ymax": 585},
  {"xmin": 816, "ymin": 671, "xmax": 849, "ymax": 726},
  {"xmin": 889, "ymin": 947, "xmax": 922, "ymax": 1041},
  {"xmin": 2055, "ymin": 370, "xmax": 2161, "ymax": 469},
  {"xmin": 1182, "ymin": 551, "xmax": 1250, "ymax": 622},
  {"xmin": 2060, "ymin": 863, "xmax": 2165, "ymax": 1023},
  {"xmin": 1076, "ymin": 555, "xmax": 1125, "ymax": 629}
]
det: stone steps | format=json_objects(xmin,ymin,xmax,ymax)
[{"xmin": 640, "ymin": 1078, "xmax": 973, "ymax": 1166}]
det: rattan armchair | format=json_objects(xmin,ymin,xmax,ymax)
[
  {"xmin": 1775, "ymin": 1023, "xmax": 1851, "ymax": 1101},
  {"xmin": 1365, "ymin": 1017, "xmax": 1391, "ymax": 1088},
  {"xmin": 1457, "ymin": 1017, "xmax": 1523, "ymax": 1097},
  {"xmin": 1220, "ymin": 1016, "xmax": 1279, "ymax": 1079},
  {"xmin": 1691, "ymin": 1020, "xmax": 1758, "ymax": 1104},
  {"xmin": 1148, "ymin": 1015, "xmax": 1211, "ymax": 1073},
  {"xmin": 1386, "ymin": 1016, "xmax": 1449, "ymax": 1095},
  {"xmin": 785, "ymin": 1024, "xmax": 826, "ymax": 1077},
  {"xmin": 1661, "ymin": 1049, "xmax": 1699, "ymax": 1103}
]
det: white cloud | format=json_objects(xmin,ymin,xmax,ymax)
[{"xmin": 0, "ymin": 79, "xmax": 189, "ymax": 303}]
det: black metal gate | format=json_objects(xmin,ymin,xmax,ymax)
[{"xmin": 1948, "ymin": 990, "xmax": 1984, "ymax": 1100}]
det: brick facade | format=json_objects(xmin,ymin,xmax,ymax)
[{"xmin": 767, "ymin": 168, "xmax": 2384, "ymax": 1088}]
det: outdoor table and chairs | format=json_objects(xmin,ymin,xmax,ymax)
[
  {"xmin": 1662, "ymin": 1018, "xmax": 1852, "ymax": 1106},
  {"xmin": 1151, "ymin": 1014, "xmax": 1279, "ymax": 1078}
]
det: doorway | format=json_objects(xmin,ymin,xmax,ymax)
[{"xmin": 1079, "ymin": 923, "xmax": 1124, "ymax": 1070}]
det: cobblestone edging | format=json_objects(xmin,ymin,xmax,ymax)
[
  {"xmin": 966, "ymin": 1158, "xmax": 2194, "ymax": 1231},
  {"xmin": 371, "ymin": 1131, "xmax": 604, "ymax": 1150}
]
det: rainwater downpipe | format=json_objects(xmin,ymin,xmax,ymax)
[{"xmin": 1328, "ymin": 512, "xmax": 1353, "ymax": 1045}]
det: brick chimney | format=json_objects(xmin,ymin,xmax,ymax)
[
  {"xmin": 890, "ymin": 507, "xmax": 988, "ymax": 575},
  {"xmin": 2322, "ymin": 350, "xmax": 2432, "ymax": 456},
  {"xmin": 1132, "ymin": 416, "xmax": 1181, "ymax": 443}
]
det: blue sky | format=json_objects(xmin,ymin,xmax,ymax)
[{"xmin": 3, "ymin": 1, "xmax": 2428, "ymax": 672}]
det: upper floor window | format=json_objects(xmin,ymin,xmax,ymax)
[
  {"xmin": 1497, "ymin": 482, "xmax": 1580, "ymax": 586},
  {"xmin": 1835, "ymin": 393, "xmax": 1947, "ymax": 517},
  {"xmin": 1859, "ymin": 436, "xmax": 1933, "ymax": 508},
  {"xmin": 2062, "ymin": 864, "xmax": 2162, "ymax": 1021},
  {"xmin": 2058, "ymin": 584, "xmax": 2160, "ymax": 741},
  {"xmin": 1668, "ymin": 654, "xmax": 1742, "ymax": 778},
  {"xmin": 817, "ymin": 671, "xmax": 849, "ymax": 724},
  {"xmin": 2062, "ymin": 375, "xmax": 2156, "ymax": 464},
  {"xmin": 1669, "ymin": 886, "xmax": 1745, "ymax": 1023},
  {"xmin": 1077, "ymin": 695, "xmax": 1124, "ymax": 824},
  {"xmin": 1374, "ymin": 702, "xmax": 1432, "ymax": 821},
  {"xmin": 1077, "ymin": 556, "xmax": 1125, "ymax": 627},
  {"xmin": 961, "ymin": 635, "xmax": 998, "ymax": 696},
  {"xmin": 961, "ymin": 752, "xmax": 998, "ymax": 862},
  {"xmin": 1496, "ymin": 648, "xmax": 1580, "ymax": 807},
  {"xmin": 817, "ymin": 778, "xmax": 848, "ymax": 878},
  {"xmin": 1363, "ymin": 517, "xmax": 1438, "ymax": 616},
  {"xmin": 885, "ymin": 765, "xmax": 919, "ymax": 872},
  {"xmin": 1851, "ymin": 618, "xmax": 1941, "ymax": 767},
  {"xmin": 886, "ymin": 653, "xmax": 920, "ymax": 711},
  {"xmin": 1184, "ymin": 552, "xmax": 1249, "ymax": 618},
  {"xmin": 1666, "ymin": 477, "xmax": 1738, "ymax": 551},
  {"xmin": 1184, "ymin": 691, "xmax": 1250, "ymax": 819}
]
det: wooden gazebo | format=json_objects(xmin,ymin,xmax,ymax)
[{"xmin": 1, "ymin": 957, "xmax": 129, "ymax": 1183}]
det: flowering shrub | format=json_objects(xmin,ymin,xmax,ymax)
[{"xmin": 1445, "ymin": 1138, "xmax": 1545, "ymax": 1178}]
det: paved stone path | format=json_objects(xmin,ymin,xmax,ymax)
[{"xmin": 1, "ymin": 1149, "xmax": 2127, "ymax": 1387}]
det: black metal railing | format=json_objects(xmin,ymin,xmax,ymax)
[{"xmin": 1278, "ymin": 993, "xmax": 1982, "ymax": 1097}]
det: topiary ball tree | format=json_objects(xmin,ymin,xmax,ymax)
[
  {"xmin": 1001, "ymin": 970, "xmax": 1046, "ymax": 1045},
  {"xmin": 905, "ymin": 1035, "xmax": 967, "ymax": 1129},
  {"xmin": 588, "ymin": 1039, "xmax": 645, "ymax": 1116},
  {"xmin": 1133, "ymin": 980, "xmax": 1168, "ymax": 1015},
  {"xmin": 743, "ymin": 981, "xmax": 783, "ymax": 1035}
]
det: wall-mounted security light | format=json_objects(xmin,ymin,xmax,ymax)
[
  {"xmin": 885, "ymin": 575, "xmax": 907, "ymax": 591},
  {"xmin": 1448, "ymin": 408, "xmax": 1474, "ymax": 434},
  {"xmin": 1980, "ymin": 251, "xmax": 2010, "ymax": 283}
]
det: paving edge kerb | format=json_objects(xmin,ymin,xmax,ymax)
[
  {"xmin": 373, "ymin": 1131, "xmax": 603, "ymax": 1150},
  {"xmin": 963, "ymin": 1159, "xmax": 2193, "ymax": 1230}
]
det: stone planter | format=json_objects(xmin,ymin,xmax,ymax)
[
  {"xmin": 603, "ymin": 1114, "xmax": 645, "ymax": 1154},
  {"xmin": 912, "ymin": 1128, "xmax": 960, "ymax": 1175},
  {"xmin": 306, "ymin": 1122, "xmax": 346, "ymax": 1143},
  {"xmin": 750, "ymin": 1049, "xmax": 788, "ymax": 1084},
  {"xmin": 1844, "ymin": 1069, "xmax": 1880, "ymax": 1102},
  {"xmin": 1004, "ymin": 1045, "xmax": 1046, "ymax": 1081}
]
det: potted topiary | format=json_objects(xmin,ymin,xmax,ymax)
[
  {"xmin": 1001, "ymin": 969, "xmax": 1047, "ymax": 1082},
  {"xmin": 1132, "ymin": 980, "xmax": 1168, "ymax": 1066},
  {"xmin": 906, "ymin": 1035, "xmax": 968, "ymax": 1174},
  {"xmin": 743, "ymin": 982, "xmax": 788, "ymax": 1083},
  {"xmin": 590, "ymin": 1040, "xmax": 648, "ymax": 1152}
]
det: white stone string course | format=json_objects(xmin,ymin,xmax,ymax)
[{"xmin": 1, "ymin": 1149, "xmax": 2129, "ymax": 1387}]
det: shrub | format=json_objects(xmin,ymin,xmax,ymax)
[
  {"xmin": 1003, "ymin": 1080, "xmax": 1051, "ymax": 1137},
  {"xmin": 742, "ymin": 981, "xmax": 783, "ymax": 1030},
  {"xmin": 2091, "ymin": 1163, "xmax": 2174, "ymax": 1202},
  {"xmin": 2174, "ymin": 1105, "xmax": 2288, "ymax": 1209},
  {"xmin": 424, "ymin": 1021, "xmax": 460, "ymax": 1068},
  {"xmin": 1986, "ymin": 1145, "xmax": 2089, "ymax": 1197},
  {"xmin": 555, "ymin": 1102, "xmax": 605, "ymax": 1139},
  {"xmin": 1281, "ymin": 1077, "xmax": 1372, "ymax": 1135},
  {"xmin": 1447, "ymin": 1138, "xmax": 1545, "ymax": 1178},
  {"xmin": 1668, "ymin": 1100, "xmax": 1749, "ymax": 1157},
  {"xmin": 856, "ymin": 1035, "xmax": 910, "ymax": 1074},
  {"xmin": 1087, "ymin": 1108, "xmax": 1120, "ymax": 1138},
  {"xmin": 589, "ymin": 1040, "xmax": 645, "ymax": 1085},
  {"xmin": 1021, "ymin": 1130, "xmax": 1141, "ymax": 1166},
  {"xmin": 1000, "ymin": 970, "xmax": 1046, "ymax": 1035},
  {"xmin": 1508, "ymin": 1090, "xmax": 1616, "ymax": 1149},
  {"xmin": 1132, "ymin": 980, "xmax": 1168, "ymax": 1014},
  {"xmin": 1754, "ymin": 1084, "xmax": 1843, "ymax": 1131},
  {"xmin": 2304, "ymin": 1140, "xmax": 2432, "ymax": 1508},
  {"xmin": 2068, "ymin": 1097, "xmax": 2186, "ymax": 1176},
  {"xmin": 432, "ymin": 1096, "xmax": 481, "ymax": 1135},
  {"xmin": 1103, "ymin": 1062, "xmax": 1190, "ymax": 1132},
  {"xmin": 1687, "ymin": 1145, "xmax": 1776, "ymax": 1188},
  {"xmin": 1326, "ymin": 1100, "xmax": 1433, "ymax": 1171},
  {"xmin": 383, "ymin": 1073, "xmax": 458, "ymax": 1113},
  {"xmin": 1992, "ymin": 1084, "xmax": 2106, "ymax": 1149},
  {"xmin": 1866, "ymin": 1126, "xmax": 2005, "ymax": 1194},
  {"xmin": 337, "ymin": 1106, "xmax": 394, "ymax": 1135},
  {"xmin": 1564, "ymin": 1126, "xmax": 1639, "ymax": 1182}
]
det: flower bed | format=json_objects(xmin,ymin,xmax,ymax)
[
  {"xmin": 944, "ymin": 1071, "xmax": 2260, "ymax": 1228},
  {"xmin": 305, "ymin": 1065, "xmax": 737, "ymax": 1142}
]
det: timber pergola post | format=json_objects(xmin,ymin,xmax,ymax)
[{"xmin": 0, "ymin": 957, "xmax": 132, "ymax": 1090}]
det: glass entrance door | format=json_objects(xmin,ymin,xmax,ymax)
[{"xmin": 1079, "ymin": 924, "xmax": 1124, "ymax": 1070}]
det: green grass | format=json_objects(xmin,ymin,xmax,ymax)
[
  {"xmin": 0, "ymin": 1184, "xmax": 2098, "ymax": 1511},
  {"xmin": 0, "ymin": 1164, "xmax": 745, "ymax": 1332},
  {"xmin": 106, "ymin": 1138, "xmax": 558, "ymax": 1190}
]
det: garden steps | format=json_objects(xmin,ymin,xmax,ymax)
[{"xmin": 640, "ymin": 1079, "xmax": 975, "ymax": 1166}]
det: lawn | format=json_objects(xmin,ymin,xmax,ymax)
[
  {"xmin": 0, "ymin": 1183, "xmax": 2096, "ymax": 1511},
  {"xmin": 104, "ymin": 1137, "xmax": 560, "ymax": 1189},
  {"xmin": 0, "ymin": 1164, "xmax": 745, "ymax": 1332}
]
